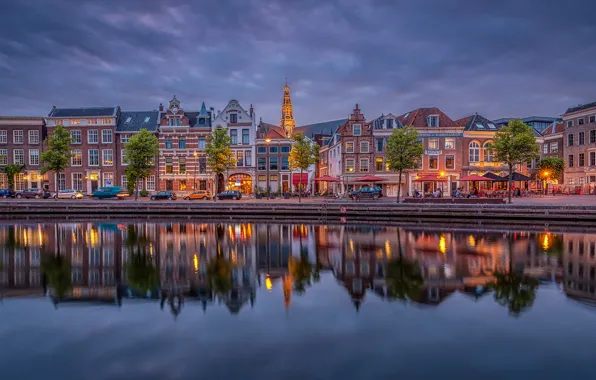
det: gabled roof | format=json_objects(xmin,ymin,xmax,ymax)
[
  {"xmin": 117, "ymin": 111, "xmax": 159, "ymax": 132},
  {"xmin": 565, "ymin": 101, "xmax": 596, "ymax": 115},
  {"xmin": 294, "ymin": 118, "xmax": 347, "ymax": 137},
  {"xmin": 542, "ymin": 121, "xmax": 565, "ymax": 136},
  {"xmin": 257, "ymin": 121, "xmax": 287, "ymax": 139},
  {"xmin": 49, "ymin": 106, "xmax": 119, "ymax": 118},
  {"xmin": 397, "ymin": 107, "xmax": 460, "ymax": 129},
  {"xmin": 458, "ymin": 114, "xmax": 499, "ymax": 131},
  {"xmin": 370, "ymin": 113, "xmax": 403, "ymax": 130}
]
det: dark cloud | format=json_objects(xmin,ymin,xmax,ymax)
[{"xmin": 0, "ymin": 0, "xmax": 594, "ymax": 123}]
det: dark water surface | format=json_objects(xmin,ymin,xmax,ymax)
[{"xmin": 1, "ymin": 222, "xmax": 595, "ymax": 380}]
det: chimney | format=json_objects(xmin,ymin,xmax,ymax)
[
  {"xmin": 159, "ymin": 103, "xmax": 163, "ymax": 112},
  {"xmin": 217, "ymin": 110, "xmax": 221, "ymax": 117},
  {"xmin": 249, "ymin": 104, "xmax": 254, "ymax": 119}
]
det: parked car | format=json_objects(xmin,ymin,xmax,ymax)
[
  {"xmin": 351, "ymin": 186, "xmax": 383, "ymax": 200},
  {"xmin": 92, "ymin": 186, "xmax": 128, "ymax": 199},
  {"xmin": 216, "ymin": 190, "xmax": 242, "ymax": 200},
  {"xmin": 15, "ymin": 188, "xmax": 52, "ymax": 199},
  {"xmin": 54, "ymin": 189, "xmax": 84, "ymax": 199},
  {"xmin": 150, "ymin": 191, "xmax": 177, "ymax": 201},
  {"xmin": 0, "ymin": 189, "xmax": 14, "ymax": 198},
  {"xmin": 183, "ymin": 190, "xmax": 211, "ymax": 200}
]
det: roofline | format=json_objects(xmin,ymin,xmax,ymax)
[{"xmin": 0, "ymin": 116, "xmax": 44, "ymax": 120}]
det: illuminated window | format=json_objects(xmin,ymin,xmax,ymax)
[
  {"xmin": 346, "ymin": 159, "xmax": 355, "ymax": 172},
  {"xmin": 359, "ymin": 158, "xmax": 369, "ymax": 172},
  {"xmin": 346, "ymin": 141, "xmax": 354, "ymax": 153},
  {"xmin": 469, "ymin": 142, "xmax": 480, "ymax": 162},
  {"xmin": 102, "ymin": 149, "xmax": 113, "ymax": 166}
]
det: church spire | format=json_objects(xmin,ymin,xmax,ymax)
[{"xmin": 280, "ymin": 79, "xmax": 295, "ymax": 137}]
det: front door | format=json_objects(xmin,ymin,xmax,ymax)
[
  {"xmin": 91, "ymin": 179, "xmax": 99, "ymax": 192},
  {"xmin": 166, "ymin": 180, "xmax": 173, "ymax": 191},
  {"xmin": 217, "ymin": 174, "xmax": 225, "ymax": 193}
]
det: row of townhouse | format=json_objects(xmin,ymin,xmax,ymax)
[{"xmin": 318, "ymin": 105, "xmax": 554, "ymax": 197}]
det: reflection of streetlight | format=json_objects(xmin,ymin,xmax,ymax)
[
  {"xmin": 265, "ymin": 275, "xmax": 272, "ymax": 291},
  {"xmin": 193, "ymin": 151, "xmax": 198, "ymax": 190},
  {"xmin": 265, "ymin": 138, "xmax": 271, "ymax": 200}
]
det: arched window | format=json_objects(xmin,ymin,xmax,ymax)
[
  {"xmin": 483, "ymin": 141, "xmax": 494, "ymax": 162},
  {"xmin": 469, "ymin": 142, "xmax": 480, "ymax": 162}
]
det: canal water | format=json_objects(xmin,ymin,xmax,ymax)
[{"xmin": 0, "ymin": 221, "xmax": 595, "ymax": 380}]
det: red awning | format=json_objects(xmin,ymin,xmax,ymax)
[
  {"xmin": 354, "ymin": 175, "xmax": 386, "ymax": 182},
  {"xmin": 292, "ymin": 173, "xmax": 309, "ymax": 185},
  {"xmin": 314, "ymin": 175, "xmax": 341, "ymax": 182}
]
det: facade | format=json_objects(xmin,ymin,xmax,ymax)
[
  {"xmin": 0, "ymin": 117, "xmax": 46, "ymax": 191},
  {"xmin": 255, "ymin": 123, "xmax": 292, "ymax": 193},
  {"xmin": 336, "ymin": 105, "xmax": 374, "ymax": 188},
  {"xmin": 494, "ymin": 116, "xmax": 557, "ymax": 133},
  {"xmin": 562, "ymin": 101, "xmax": 596, "ymax": 194},
  {"xmin": 369, "ymin": 113, "xmax": 404, "ymax": 197},
  {"xmin": 211, "ymin": 100, "xmax": 256, "ymax": 194},
  {"xmin": 45, "ymin": 107, "xmax": 120, "ymax": 194},
  {"xmin": 540, "ymin": 120, "xmax": 564, "ymax": 184},
  {"xmin": 157, "ymin": 96, "xmax": 214, "ymax": 193}
]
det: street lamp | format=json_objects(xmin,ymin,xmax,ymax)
[
  {"xmin": 542, "ymin": 170, "xmax": 550, "ymax": 195},
  {"xmin": 265, "ymin": 138, "xmax": 271, "ymax": 200},
  {"xmin": 193, "ymin": 151, "xmax": 198, "ymax": 190}
]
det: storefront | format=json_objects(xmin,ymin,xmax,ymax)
[{"xmin": 228, "ymin": 173, "xmax": 253, "ymax": 194}]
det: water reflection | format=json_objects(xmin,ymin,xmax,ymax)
[{"xmin": 1, "ymin": 222, "xmax": 592, "ymax": 317}]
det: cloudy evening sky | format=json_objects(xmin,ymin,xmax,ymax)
[{"xmin": 1, "ymin": 0, "xmax": 595, "ymax": 124}]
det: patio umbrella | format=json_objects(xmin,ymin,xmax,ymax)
[
  {"xmin": 483, "ymin": 172, "xmax": 506, "ymax": 181},
  {"xmin": 508, "ymin": 172, "xmax": 532, "ymax": 181},
  {"xmin": 413, "ymin": 175, "xmax": 448, "ymax": 182},
  {"xmin": 354, "ymin": 175, "xmax": 386, "ymax": 182},
  {"xmin": 314, "ymin": 175, "xmax": 341, "ymax": 182},
  {"xmin": 459, "ymin": 175, "xmax": 493, "ymax": 181}
]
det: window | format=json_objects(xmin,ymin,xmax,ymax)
[
  {"xmin": 443, "ymin": 154, "xmax": 456, "ymax": 169},
  {"xmin": 120, "ymin": 175, "xmax": 127, "ymax": 190},
  {"xmin": 269, "ymin": 146, "xmax": 278, "ymax": 154},
  {"xmin": 591, "ymin": 130, "xmax": 596, "ymax": 144},
  {"xmin": 165, "ymin": 137, "xmax": 172, "ymax": 149},
  {"xmin": 15, "ymin": 173, "xmax": 25, "ymax": 191},
  {"xmin": 70, "ymin": 119, "xmax": 81, "ymax": 125},
  {"xmin": 579, "ymin": 153, "xmax": 585, "ymax": 167},
  {"xmin": 359, "ymin": 158, "xmax": 369, "ymax": 172},
  {"xmin": 281, "ymin": 146, "xmax": 290, "ymax": 153},
  {"xmin": 360, "ymin": 141, "xmax": 369, "ymax": 153},
  {"xmin": 230, "ymin": 129, "xmax": 237, "ymax": 145},
  {"xmin": 86, "ymin": 149, "xmax": 99, "ymax": 167},
  {"xmin": 0, "ymin": 173, "xmax": 6, "ymax": 188},
  {"xmin": 568, "ymin": 134, "xmax": 574, "ymax": 146},
  {"xmin": 245, "ymin": 150, "xmax": 252, "ymax": 166},
  {"xmin": 469, "ymin": 142, "xmax": 480, "ymax": 162},
  {"xmin": 428, "ymin": 115, "xmax": 439, "ymax": 127},
  {"xmin": 102, "ymin": 130, "xmax": 113, "ymax": 143},
  {"xmin": 102, "ymin": 172, "xmax": 113, "ymax": 187},
  {"xmin": 579, "ymin": 132, "xmax": 585, "ymax": 145},
  {"xmin": 100, "ymin": 118, "xmax": 111, "ymax": 125},
  {"xmin": 0, "ymin": 130, "xmax": 6, "ymax": 144},
  {"xmin": 281, "ymin": 156, "xmax": 289, "ymax": 170},
  {"xmin": 567, "ymin": 120, "xmax": 573, "ymax": 128},
  {"xmin": 236, "ymin": 151, "xmax": 244, "ymax": 167},
  {"xmin": 579, "ymin": 118, "xmax": 585, "ymax": 125},
  {"xmin": 29, "ymin": 130, "xmax": 39, "ymax": 144},
  {"xmin": 483, "ymin": 142, "xmax": 493, "ymax": 162},
  {"xmin": 198, "ymin": 137, "xmax": 206, "ymax": 149},
  {"xmin": 591, "ymin": 152, "xmax": 596, "ymax": 167},
  {"xmin": 445, "ymin": 138, "xmax": 455, "ymax": 149},
  {"xmin": 13, "ymin": 130, "xmax": 23, "ymax": 144},
  {"xmin": 568, "ymin": 177, "xmax": 575, "ymax": 185},
  {"xmin": 270, "ymin": 175, "xmax": 278, "ymax": 182},
  {"xmin": 428, "ymin": 138, "xmax": 439, "ymax": 150},
  {"xmin": 269, "ymin": 157, "xmax": 278, "ymax": 170},
  {"xmin": 72, "ymin": 173, "xmax": 83, "ymax": 191},
  {"xmin": 242, "ymin": 129, "xmax": 250, "ymax": 145},
  {"xmin": 0, "ymin": 149, "xmax": 7, "ymax": 165},
  {"xmin": 257, "ymin": 157, "xmax": 266, "ymax": 170},
  {"xmin": 169, "ymin": 118, "xmax": 181, "ymax": 126},
  {"xmin": 429, "ymin": 155, "xmax": 438, "ymax": 169},
  {"xmin": 120, "ymin": 150, "xmax": 127, "ymax": 165},
  {"xmin": 346, "ymin": 142, "xmax": 354, "ymax": 153},
  {"xmin": 376, "ymin": 138, "xmax": 384, "ymax": 152},
  {"xmin": 57, "ymin": 173, "xmax": 66, "ymax": 191},
  {"xmin": 13, "ymin": 149, "xmax": 24, "ymax": 165},
  {"xmin": 165, "ymin": 157, "xmax": 173, "ymax": 173},
  {"xmin": 550, "ymin": 142, "xmax": 558, "ymax": 153},
  {"xmin": 29, "ymin": 149, "xmax": 39, "ymax": 165},
  {"xmin": 146, "ymin": 176, "xmax": 156, "ymax": 191},
  {"xmin": 230, "ymin": 113, "xmax": 238, "ymax": 123},
  {"xmin": 120, "ymin": 134, "xmax": 131, "ymax": 143},
  {"xmin": 346, "ymin": 159, "xmax": 355, "ymax": 172},
  {"xmin": 352, "ymin": 124, "xmax": 362, "ymax": 136},
  {"xmin": 590, "ymin": 116, "xmax": 596, "ymax": 124},
  {"xmin": 71, "ymin": 130, "xmax": 82, "ymax": 144},
  {"xmin": 179, "ymin": 158, "xmax": 186, "ymax": 174},
  {"xmin": 257, "ymin": 146, "xmax": 266, "ymax": 154},
  {"xmin": 178, "ymin": 136, "xmax": 186, "ymax": 149},
  {"xmin": 375, "ymin": 157, "xmax": 384, "ymax": 171},
  {"xmin": 543, "ymin": 144, "xmax": 548, "ymax": 154},
  {"xmin": 88, "ymin": 130, "xmax": 98, "ymax": 144},
  {"xmin": 568, "ymin": 154, "xmax": 574, "ymax": 168},
  {"xmin": 258, "ymin": 175, "xmax": 266, "ymax": 181},
  {"xmin": 102, "ymin": 149, "xmax": 113, "ymax": 166},
  {"xmin": 386, "ymin": 119, "xmax": 394, "ymax": 129},
  {"xmin": 199, "ymin": 157, "xmax": 206, "ymax": 173}
]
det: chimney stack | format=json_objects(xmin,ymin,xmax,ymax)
[
  {"xmin": 159, "ymin": 103, "xmax": 163, "ymax": 112},
  {"xmin": 249, "ymin": 104, "xmax": 254, "ymax": 119}
]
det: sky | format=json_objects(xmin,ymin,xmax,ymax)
[{"xmin": 1, "ymin": 0, "xmax": 595, "ymax": 125}]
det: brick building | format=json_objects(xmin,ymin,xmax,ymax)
[
  {"xmin": 336, "ymin": 104, "xmax": 374, "ymax": 188},
  {"xmin": 45, "ymin": 107, "xmax": 120, "ymax": 194},
  {"xmin": 562, "ymin": 101, "xmax": 596, "ymax": 193},
  {"xmin": 540, "ymin": 120, "xmax": 564, "ymax": 184},
  {"xmin": 0, "ymin": 116, "xmax": 45, "ymax": 191}
]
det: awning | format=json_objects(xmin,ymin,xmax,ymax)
[
  {"xmin": 508, "ymin": 172, "xmax": 532, "ymax": 181},
  {"xmin": 314, "ymin": 175, "xmax": 341, "ymax": 182},
  {"xmin": 292, "ymin": 173, "xmax": 308, "ymax": 185},
  {"xmin": 354, "ymin": 175, "xmax": 386, "ymax": 182},
  {"xmin": 413, "ymin": 175, "xmax": 448, "ymax": 182},
  {"xmin": 483, "ymin": 172, "xmax": 506, "ymax": 181}
]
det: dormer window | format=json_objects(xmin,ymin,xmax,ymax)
[
  {"xmin": 386, "ymin": 119, "xmax": 393, "ymax": 129},
  {"xmin": 144, "ymin": 116, "xmax": 150, "ymax": 123},
  {"xmin": 352, "ymin": 124, "xmax": 362, "ymax": 136},
  {"xmin": 126, "ymin": 117, "xmax": 132, "ymax": 123},
  {"xmin": 427, "ymin": 115, "xmax": 439, "ymax": 127},
  {"xmin": 198, "ymin": 117, "xmax": 206, "ymax": 125},
  {"xmin": 230, "ymin": 113, "xmax": 238, "ymax": 123}
]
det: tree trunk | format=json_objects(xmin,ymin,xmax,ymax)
[
  {"xmin": 54, "ymin": 171, "xmax": 59, "ymax": 201},
  {"xmin": 298, "ymin": 169, "xmax": 303, "ymax": 203},
  {"xmin": 507, "ymin": 164, "xmax": 513, "ymax": 204},
  {"xmin": 134, "ymin": 183, "xmax": 138, "ymax": 201},
  {"xmin": 397, "ymin": 227, "xmax": 403, "ymax": 259},
  {"xmin": 397, "ymin": 170, "xmax": 403, "ymax": 203}
]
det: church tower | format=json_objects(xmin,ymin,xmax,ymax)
[{"xmin": 280, "ymin": 79, "xmax": 295, "ymax": 137}]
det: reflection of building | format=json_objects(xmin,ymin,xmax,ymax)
[{"xmin": 563, "ymin": 233, "xmax": 596, "ymax": 304}]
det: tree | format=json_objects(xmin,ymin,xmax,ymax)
[
  {"xmin": 2, "ymin": 163, "xmax": 25, "ymax": 192},
  {"xmin": 207, "ymin": 254, "xmax": 233, "ymax": 297},
  {"xmin": 385, "ymin": 126, "xmax": 424, "ymax": 202},
  {"xmin": 126, "ymin": 251, "xmax": 160, "ymax": 293},
  {"xmin": 41, "ymin": 254, "xmax": 72, "ymax": 302},
  {"xmin": 538, "ymin": 157, "xmax": 565, "ymax": 193},
  {"xmin": 288, "ymin": 133, "xmax": 319, "ymax": 202},
  {"xmin": 123, "ymin": 129, "xmax": 159, "ymax": 200},
  {"xmin": 40, "ymin": 125, "xmax": 72, "ymax": 197},
  {"xmin": 206, "ymin": 128, "xmax": 235, "ymax": 195},
  {"xmin": 489, "ymin": 120, "xmax": 540, "ymax": 203}
]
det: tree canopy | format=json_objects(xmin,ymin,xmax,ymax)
[
  {"xmin": 206, "ymin": 128, "xmax": 235, "ymax": 176},
  {"xmin": 123, "ymin": 129, "xmax": 158, "ymax": 199},
  {"xmin": 288, "ymin": 133, "xmax": 319, "ymax": 201},
  {"xmin": 385, "ymin": 126, "xmax": 424, "ymax": 202},
  {"xmin": 40, "ymin": 125, "xmax": 72, "ymax": 192},
  {"xmin": 538, "ymin": 157, "xmax": 565, "ymax": 182},
  {"xmin": 2, "ymin": 163, "xmax": 25, "ymax": 192}
]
